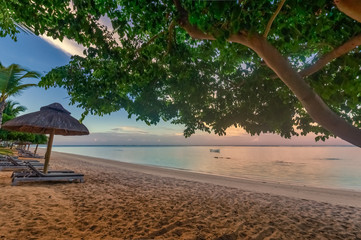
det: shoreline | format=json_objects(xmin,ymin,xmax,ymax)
[
  {"xmin": 1, "ymin": 149, "xmax": 361, "ymax": 239},
  {"xmin": 52, "ymin": 150, "xmax": 361, "ymax": 208},
  {"xmin": 48, "ymin": 145, "xmax": 361, "ymax": 192}
]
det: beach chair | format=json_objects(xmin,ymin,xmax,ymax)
[
  {"xmin": 0, "ymin": 155, "xmax": 18, "ymax": 161},
  {"xmin": 18, "ymin": 149, "xmax": 43, "ymax": 159},
  {"xmin": 0, "ymin": 156, "xmax": 44, "ymax": 171},
  {"xmin": 0, "ymin": 155, "xmax": 41, "ymax": 164},
  {"xmin": 0, "ymin": 155, "xmax": 39, "ymax": 163},
  {"xmin": 11, "ymin": 169, "xmax": 75, "ymax": 178},
  {"xmin": 12, "ymin": 162, "xmax": 84, "ymax": 186}
]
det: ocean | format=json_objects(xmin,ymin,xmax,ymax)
[{"xmin": 50, "ymin": 145, "xmax": 361, "ymax": 191}]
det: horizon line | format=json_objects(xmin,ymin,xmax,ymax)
[{"xmin": 46, "ymin": 144, "xmax": 354, "ymax": 147}]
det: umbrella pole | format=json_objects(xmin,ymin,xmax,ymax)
[{"xmin": 44, "ymin": 129, "xmax": 55, "ymax": 174}]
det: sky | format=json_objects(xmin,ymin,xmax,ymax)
[{"xmin": 0, "ymin": 32, "xmax": 350, "ymax": 145}]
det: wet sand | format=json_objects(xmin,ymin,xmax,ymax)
[{"xmin": 1, "ymin": 149, "xmax": 361, "ymax": 239}]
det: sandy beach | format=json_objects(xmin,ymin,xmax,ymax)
[{"xmin": 1, "ymin": 149, "xmax": 361, "ymax": 239}]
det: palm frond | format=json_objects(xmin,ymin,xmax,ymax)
[
  {"xmin": 19, "ymin": 71, "xmax": 41, "ymax": 80},
  {"xmin": 0, "ymin": 63, "xmax": 38, "ymax": 97},
  {"xmin": 3, "ymin": 100, "xmax": 27, "ymax": 117},
  {"xmin": 6, "ymin": 83, "xmax": 37, "ymax": 97},
  {"xmin": 0, "ymin": 72, "xmax": 8, "ymax": 91}
]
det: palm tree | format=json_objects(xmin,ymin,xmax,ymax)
[
  {"xmin": 0, "ymin": 100, "xmax": 27, "ymax": 145},
  {"xmin": 3, "ymin": 100, "xmax": 27, "ymax": 117},
  {"xmin": 0, "ymin": 62, "xmax": 39, "ymax": 128}
]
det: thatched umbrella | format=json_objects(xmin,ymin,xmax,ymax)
[{"xmin": 3, "ymin": 103, "xmax": 89, "ymax": 173}]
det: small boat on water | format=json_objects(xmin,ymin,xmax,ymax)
[{"xmin": 209, "ymin": 149, "xmax": 220, "ymax": 153}]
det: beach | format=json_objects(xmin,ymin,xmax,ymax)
[{"xmin": 1, "ymin": 150, "xmax": 361, "ymax": 239}]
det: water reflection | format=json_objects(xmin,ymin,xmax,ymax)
[{"xmin": 51, "ymin": 146, "xmax": 361, "ymax": 190}]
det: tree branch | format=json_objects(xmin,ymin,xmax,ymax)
[
  {"xmin": 268, "ymin": 33, "xmax": 361, "ymax": 79},
  {"xmin": 299, "ymin": 34, "xmax": 361, "ymax": 77},
  {"xmin": 173, "ymin": 0, "xmax": 251, "ymax": 45},
  {"xmin": 335, "ymin": 0, "xmax": 361, "ymax": 23},
  {"xmin": 263, "ymin": 0, "xmax": 286, "ymax": 38},
  {"xmin": 172, "ymin": 0, "xmax": 361, "ymax": 80},
  {"xmin": 249, "ymin": 36, "xmax": 361, "ymax": 147},
  {"xmin": 172, "ymin": 0, "xmax": 361, "ymax": 147},
  {"xmin": 136, "ymin": 31, "xmax": 166, "ymax": 54},
  {"xmin": 165, "ymin": 20, "xmax": 176, "ymax": 55},
  {"xmin": 173, "ymin": 0, "xmax": 216, "ymax": 40}
]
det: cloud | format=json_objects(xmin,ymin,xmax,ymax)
[
  {"xmin": 225, "ymin": 126, "xmax": 247, "ymax": 136},
  {"xmin": 38, "ymin": 14, "xmax": 119, "ymax": 57},
  {"xmin": 99, "ymin": 16, "xmax": 114, "ymax": 31},
  {"xmin": 40, "ymin": 35, "xmax": 85, "ymax": 57},
  {"xmin": 111, "ymin": 126, "xmax": 149, "ymax": 134}
]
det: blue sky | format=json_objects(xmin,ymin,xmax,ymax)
[{"xmin": 0, "ymin": 32, "xmax": 349, "ymax": 145}]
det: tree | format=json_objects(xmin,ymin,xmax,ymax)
[
  {"xmin": 0, "ymin": 100, "xmax": 47, "ymax": 149},
  {"xmin": 3, "ymin": 100, "xmax": 27, "ymax": 117},
  {"xmin": 2, "ymin": 0, "xmax": 361, "ymax": 146},
  {"xmin": 0, "ymin": 62, "xmax": 39, "ymax": 128},
  {"xmin": 0, "ymin": 100, "xmax": 26, "ymax": 141},
  {"xmin": 0, "ymin": 101, "xmax": 22, "ymax": 142}
]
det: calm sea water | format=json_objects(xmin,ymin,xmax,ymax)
[{"xmin": 51, "ymin": 145, "xmax": 361, "ymax": 191}]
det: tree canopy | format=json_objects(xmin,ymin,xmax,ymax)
[{"xmin": 1, "ymin": 0, "xmax": 361, "ymax": 146}]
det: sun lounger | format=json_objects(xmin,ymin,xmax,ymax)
[
  {"xmin": 0, "ymin": 157, "xmax": 39, "ymax": 163},
  {"xmin": 0, "ymin": 155, "xmax": 18, "ymax": 160},
  {"xmin": 1, "ymin": 154, "xmax": 40, "ymax": 162},
  {"xmin": 18, "ymin": 153, "xmax": 43, "ymax": 159},
  {"xmin": 0, "ymin": 156, "xmax": 43, "ymax": 171},
  {"xmin": 0, "ymin": 156, "xmax": 42, "ymax": 165},
  {"xmin": 12, "ymin": 162, "xmax": 84, "ymax": 186},
  {"xmin": 18, "ymin": 150, "xmax": 43, "ymax": 159},
  {"xmin": 0, "ymin": 164, "xmax": 43, "ymax": 171},
  {"xmin": 12, "ymin": 169, "xmax": 75, "ymax": 178}
]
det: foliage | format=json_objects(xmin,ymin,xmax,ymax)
[
  {"xmin": 0, "ymin": 101, "xmax": 47, "ymax": 144},
  {"xmin": 0, "ymin": 62, "xmax": 39, "ymax": 128},
  {"xmin": 33, "ymin": 134, "xmax": 48, "ymax": 144},
  {"xmin": 0, "ymin": 62, "xmax": 39, "ymax": 100},
  {"xmin": 2, "ymin": 0, "xmax": 361, "ymax": 141},
  {"xmin": 0, "ymin": 123, "xmax": 36, "ymax": 143},
  {"xmin": 0, "ymin": 0, "xmax": 116, "ymax": 55},
  {"xmin": 3, "ymin": 100, "xmax": 27, "ymax": 116}
]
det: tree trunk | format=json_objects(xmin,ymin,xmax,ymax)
[
  {"xmin": 335, "ymin": 0, "xmax": 361, "ymax": 23},
  {"xmin": 0, "ymin": 100, "xmax": 6, "ymax": 129},
  {"xmin": 34, "ymin": 144, "xmax": 39, "ymax": 155},
  {"xmin": 248, "ymin": 36, "xmax": 361, "ymax": 147}
]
